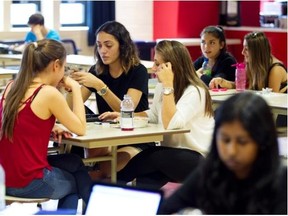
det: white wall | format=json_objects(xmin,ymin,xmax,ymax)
[
  {"xmin": 115, "ymin": 0, "xmax": 153, "ymax": 41},
  {"xmin": 0, "ymin": 0, "xmax": 153, "ymax": 56}
]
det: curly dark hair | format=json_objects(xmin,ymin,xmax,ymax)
[{"xmin": 93, "ymin": 21, "xmax": 140, "ymax": 74}]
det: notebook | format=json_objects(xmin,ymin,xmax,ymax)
[{"xmin": 85, "ymin": 182, "xmax": 163, "ymax": 215}]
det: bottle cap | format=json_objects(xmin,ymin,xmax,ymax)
[{"xmin": 232, "ymin": 62, "xmax": 246, "ymax": 69}]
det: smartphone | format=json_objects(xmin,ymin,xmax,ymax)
[{"xmin": 64, "ymin": 65, "xmax": 83, "ymax": 76}]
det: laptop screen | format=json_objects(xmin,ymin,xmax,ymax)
[{"xmin": 85, "ymin": 182, "xmax": 163, "ymax": 215}]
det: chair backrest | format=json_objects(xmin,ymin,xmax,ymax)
[
  {"xmin": 0, "ymin": 40, "xmax": 25, "ymax": 46},
  {"xmin": 134, "ymin": 40, "xmax": 156, "ymax": 60},
  {"xmin": 0, "ymin": 40, "xmax": 25, "ymax": 54},
  {"xmin": 0, "ymin": 39, "xmax": 80, "ymax": 55},
  {"xmin": 61, "ymin": 39, "xmax": 79, "ymax": 55}
]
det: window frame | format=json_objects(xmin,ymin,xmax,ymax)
[
  {"xmin": 11, "ymin": 0, "xmax": 41, "ymax": 28},
  {"xmin": 60, "ymin": 0, "xmax": 87, "ymax": 27},
  {"xmin": 10, "ymin": 0, "xmax": 88, "ymax": 29}
]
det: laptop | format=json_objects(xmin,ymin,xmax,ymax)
[
  {"xmin": 85, "ymin": 182, "xmax": 163, "ymax": 215},
  {"xmin": 86, "ymin": 113, "xmax": 101, "ymax": 122}
]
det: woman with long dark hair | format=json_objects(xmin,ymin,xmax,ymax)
[
  {"xmin": 69, "ymin": 21, "xmax": 151, "ymax": 179},
  {"xmin": 194, "ymin": 25, "xmax": 236, "ymax": 86},
  {"xmin": 159, "ymin": 92, "xmax": 287, "ymax": 214}
]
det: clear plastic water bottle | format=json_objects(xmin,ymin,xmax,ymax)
[
  {"xmin": 0, "ymin": 164, "xmax": 5, "ymax": 211},
  {"xmin": 120, "ymin": 94, "xmax": 134, "ymax": 131},
  {"xmin": 202, "ymin": 58, "xmax": 211, "ymax": 76},
  {"xmin": 235, "ymin": 63, "xmax": 246, "ymax": 91}
]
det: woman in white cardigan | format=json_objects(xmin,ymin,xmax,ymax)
[{"xmin": 114, "ymin": 40, "xmax": 215, "ymax": 188}]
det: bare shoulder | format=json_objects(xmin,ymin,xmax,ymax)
[
  {"xmin": 38, "ymin": 85, "xmax": 63, "ymax": 99},
  {"xmin": 270, "ymin": 61, "xmax": 287, "ymax": 77}
]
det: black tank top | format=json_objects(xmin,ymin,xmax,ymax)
[{"xmin": 268, "ymin": 62, "xmax": 287, "ymax": 93}]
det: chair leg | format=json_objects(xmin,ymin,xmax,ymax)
[{"xmin": 37, "ymin": 203, "xmax": 42, "ymax": 209}]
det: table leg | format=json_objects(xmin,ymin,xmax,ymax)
[{"xmin": 110, "ymin": 146, "xmax": 117, "ymax": 182}]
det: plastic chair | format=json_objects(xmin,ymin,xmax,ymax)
[
  {"xmin": 134, "ymin": 40, "xmax": 156, "ymax": 60},
  {"xmin": 0, "ymin": 40, "xmax": 24, "ymax": 54},
  {"xmin": 0, "ymin": 40, "xmax": 25, "ymax": 46},
  {"xmin": 5, "ymin": 195, "xmax": 49, "ymax": 209},
  {"xmin": 61, "ymin": 39, "xmax": 80, "ymax": 55}
]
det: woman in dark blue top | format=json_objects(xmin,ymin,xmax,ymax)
[{"xmin": 194, "ymin": 26, "xmax": 237, "ymax": 86}]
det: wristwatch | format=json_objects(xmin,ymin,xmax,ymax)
[
  {"xmin": 162, "ymin": 87, "xmax": 174, "ymax": 95},
  {"xmin": 97, "ymin": 85, "xmax": 109, "ymax": 96}
]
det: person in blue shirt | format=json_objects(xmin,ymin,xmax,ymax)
[
  {"xmin": 25, "ymin": 13, "xmax": 60, "ymax": 42},
  {"xmin": 12, "ymin": 13, "xmax": 61, "ymax": 53}
]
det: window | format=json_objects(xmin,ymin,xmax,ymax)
[
  {"xmin": 11, "ymin": 0, "xmax": 41, "ymax": 27},
  {"xmin": 10, "ymin": 0, "xmax": 87, "ymax": 28},
  {"xmin": 60, "ymin": 1, "xmax": 87, "ymax": 26}
]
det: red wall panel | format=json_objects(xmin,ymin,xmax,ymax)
[
  {"xmin": 154, "ymin": 1, "xmax": 219, "ymax": 39},
  {"xmin": 177, "ymin": 1, "xmax": 219, "ymax": 37},
  {"xmin": 153, "ymin": 1, "xmax": 219, "ymax": 61},
  {"xmin": 153, "ymin": 1, "xmax": 180, "ymax": 39},
  {"xmin": 240, "ymin": 1, "xmax": 261, "ymax": 27},
  {"xmin": 153, "ymin": 1, "xmax": 286, "ymax": 66}
]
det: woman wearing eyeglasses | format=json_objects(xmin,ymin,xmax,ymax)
[{"xmin": 209, "ymin": 32, "xmax": 287, "ymax": 93}]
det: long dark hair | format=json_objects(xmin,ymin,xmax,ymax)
[
  {"xmin": 200, "ymin": 26, "xmax": 233, "ymax": 72},
  {"xmin": 198, "ymin": 92, "xmax": 280, "ymax": 214},
  {"xmin": 1, "ymin": 39, "xmax": 66, "ymax": 141},
  {"xmin": 200, "ymin": 25, "xmax": 227, "ymax": 54},
  {"xmin": 94, "ymin": 21, "xmax": 140, "ymax": 74}
]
